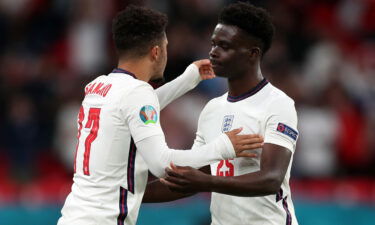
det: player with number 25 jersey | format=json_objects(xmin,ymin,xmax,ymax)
[{"xmin": 196, "ymin": 80, "xmax": 299, "ymax": 225}]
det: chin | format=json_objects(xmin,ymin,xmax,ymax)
[
  {"xmin": 150, "ymin": 73, "xmax": 164, "ymax": 81},
  {"xmin": 213, "ymin": 68, "xmax": 229, "ymax": 78},
  {"xmin": 150, "ymin": 77, "xmax": 165, "ymax": 83}
]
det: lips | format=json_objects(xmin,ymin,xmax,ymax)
[{"xmin": 210, "ymin": 59, "xmax": 222, "ymax": 67}]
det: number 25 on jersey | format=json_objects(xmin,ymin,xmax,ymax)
[{"xmin": 216, "ymin": 159, "xmax": 234, "ymax": 176}]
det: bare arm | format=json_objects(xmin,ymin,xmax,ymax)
[
  {"xmin": 142, "ymin": 178, "xmax": 193, "ymax": 203},
  {"xmin": 142, "ymin": 166, "xmax": 211, "ymax": 203},
  {"xmin": 161, "ymin": 143, "xmax": 291, "ymax": 197}
]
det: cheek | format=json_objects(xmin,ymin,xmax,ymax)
[
  {"xmin": 164, "ymin": 52, "xmax": 168, "ymax": 64},
  {"xmin": 228, "ymin": 53, "xmax": 245, "ymax": 66},
  {"xmin": 221, "ymin": 51, "xmax": 236, "ymax": 62}
]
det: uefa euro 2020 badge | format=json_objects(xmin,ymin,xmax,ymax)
[{"xmin": 139, "ymin": 105, "xmax": 158, "ymax": 124}]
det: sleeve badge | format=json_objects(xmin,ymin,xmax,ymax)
[
  {"xmin": 139, "ymin": 105, "xmax": 158, "ymax": 124},
  {"xmin": 276, "ymin": 123, "xmax": 298, "ymax": 140}
]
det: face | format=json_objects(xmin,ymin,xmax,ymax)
[
  {"xmin": 209, "ymin": 24, "xmax": 254, "ymax": 79},
  {"xmin": 150, "ymin": 34, "xmax": 168, "ymax": 80}
]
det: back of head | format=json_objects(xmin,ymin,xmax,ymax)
[
  {"xmin": 112, "ymin": 5, "xmax": 168, "ymax": 59},
  {"xmin": 219, "ymin": 2, "xmax": 274, "ymax": 56}
]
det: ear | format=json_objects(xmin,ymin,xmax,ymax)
[
  {"xmin": 249, "ymin": 47, "xmax": 261, "ymax": 59},
  {"xmin": 150, "ymin": 45, "xmax": 160, "ymax": 62}
]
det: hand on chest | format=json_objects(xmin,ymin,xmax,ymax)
[
  {"xmin": 202, "ymin": 110, "xmax": 265, "ymax": 176},
  {"xmin": 202, "ymin": 111, "xmax": 264, "ymax": 141}
]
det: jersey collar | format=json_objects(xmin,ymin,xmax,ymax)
[
  {"xmin": 111, "ymin": 68, "xmax": 137, "ymax": 79},
  {"xmin": 227, "ymin": 78, "xmax": 268, "ymax": 102}
]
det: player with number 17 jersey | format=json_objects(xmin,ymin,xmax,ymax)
[{"xmin": 57, "ymin": 65, "xmax": 239, "ymax": 225}]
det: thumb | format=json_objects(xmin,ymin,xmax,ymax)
[
  {"xmin": 193, "ymin": 59, "xmax": 210, "ymax": 67},
  {"xmin": 199, "ymin": 59, "xmax": 210, "ymax": 65}
]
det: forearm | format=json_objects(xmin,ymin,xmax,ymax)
[
  {"xmin": 207, "ymin": 144, "xmax": 291, "ymax": 197},
  {"xmin": 136, "ymin": 134, "xmax": 234, "ymax": 178},
  {"xmin": 156, "ymin": 64, "xmax": 200, "ymax": 109},
  {"xmin": 143, "ymin": 179, "xmax": 194, "ymax": 203},
  {"xmin": 207, "ymin": 171, "xmax": 282, "ymax": 197}
]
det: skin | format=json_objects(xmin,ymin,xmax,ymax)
[
  {"xmin": 117, "ymin": 33, "xmax": 169, "ymax": 82},
  {"xmin": 117, "ymin": 33, "xmax": 220, "ymax": 82},
  {"xmin": 115, "ymin": 30, "xmax": 264, "ymax": 158},
  {"xmin": 143, "ymin": 23, "xmax": 293, "ymax": 202}
]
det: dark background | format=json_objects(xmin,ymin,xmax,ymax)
[{"xmin": 0, "ymin": 0, "xmax": 374, "ymax": 224}]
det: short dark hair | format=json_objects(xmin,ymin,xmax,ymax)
[
  {"xmin": 112, "ymin": 5, "xmax": 168, "ymax": 58},
  {"xmin": 219, "ymin": 2, "xmax": 275, "ymax": 55}
]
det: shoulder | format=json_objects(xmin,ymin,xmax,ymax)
[
  {"xmin": 117, "ymin": 79, "xmax": 159, "ymax": 109},
  {"xmin": 266, "ymin": 84, "xmax": 296, "ymax": 111},
  {"xmin": 262, "ymin": 84, "xmax": 298, "ymax": 124},
  {"xmin": 132, "ymin": 80, "xmax": 155, "ymax": 92},
  {"xmin": 200, "ymin": 93, "xmax": 227, "ymax": 116},
  {"xmin": 84, "ymin": 75, "xmax": 106, "ymax": 88},
  {"xmin": 119, "ymin": 79, "xmax": 155, "ymax": 98}
]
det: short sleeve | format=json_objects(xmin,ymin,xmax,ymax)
[
  {"xmin": 264, "ymin": 98, "xmax": 299, "ymax": 152},
  {"xmin": 121, "ymin": 83, "xmax": 164, "ymax": 143}
]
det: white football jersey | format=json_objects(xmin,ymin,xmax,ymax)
[
  {"xmin": 57, "ymin": 65, "xmax": 237, "ymax": 225},
  {"xmin": 58, "ymin": 68, "xmax": 164, "ymax": 225},
  {"xmin": 195, "ymin": 79, "xmax": 299, "ymax": 225}
]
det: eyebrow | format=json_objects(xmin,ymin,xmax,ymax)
[{"xmin": 211, "ymin": 37, "xmax": 230, "ymax": 43}]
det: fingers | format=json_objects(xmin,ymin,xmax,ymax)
[
  {"xmin": 237, "ymin": 152, "xmax": 258, "ymax": 158},
  {"xmin": 170, "ymin": 162, "xmax": 177, "ymax": 170},
  {"xmin": 193, "ymin": 59, "xmax": 210, "ymax": 67},
  {"xmin": 160, "ymin": 178, "xmax": 191, "ymax": 193},
  {"xmin": 165, "ymin": 167, "xmax": 184, "ymax": 178},
  {"xmin": 237, "ymin": 136, "xmax": 263, "ymax": 145},
  {"xmin": 226, "ymin": 129, "xmax": 264, "ymax": 156},
  {"xmin": 233, "ymin": 133, "xmax": 264, "ymax": 150},
  {"xmin": 164, "ymin": 175, "xmax": 189, "ymax": 186},
  {"xmin": 193, "ymin": 59, "xmax": 216, "ymax": 80},
  {"xmin": 237, "ymin": 134, "xmax": 262, "ymax": 139},
  {"xmin": 199, "ymin": 67, "xmax": 214, "ymax": 76},
  {"xmin": 160, "ymin": 178, "xmax": 184, "ymax": 190},
  {"xmin": 199, "ymin": 65, "xmax": 215, "ymax": 80},
  {"xmin": 243, "ymin": 142, "xmax": 264, "ymax": 149},
  {"xmin": 235, "ymin": 143, "xmax": 263, "ymax": 154},
  {"xmin": 169, "ymin": 162, "xmax": 189, "ymax": 172},
  {"xmin": 162, "ymin": 166, "xmax": 191, "ymax": 192},
  {"xmin": 227, "ymin": 127, "xmax": 243, "ymax": 136}
]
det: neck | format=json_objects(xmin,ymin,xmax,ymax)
[
  {"xmin": 117, "ymin": 58, "xmax": 151, "ymax": 82},
  {"xmin": 228, "ymin": 65, "xmax": 263, "ymax": 96}
]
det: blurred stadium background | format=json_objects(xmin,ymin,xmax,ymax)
[{"xmin": 0, "ymin": 0, "xmax": 374, "ymax": 224}]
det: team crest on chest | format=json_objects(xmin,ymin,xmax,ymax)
[{"xmin": 221, "ymin": 115, "xmax": 234, "ymax": 132}]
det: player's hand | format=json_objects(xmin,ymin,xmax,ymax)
[
  {"xmin": 193, "ymin": 59, "xmax": 216, "ymax": 80},
  {"xmin": 160, "ymin": 163, "xmax": 210, "ymax": 193},
  {"xmin": 225, "ymin": 128, "xmax": 263, "ymax": 158}
]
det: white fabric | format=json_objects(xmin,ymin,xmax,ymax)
[
  {"xmin": 156, "ymin": 64, "xmax": 201, "ymax": 109},
  {"xmin": 58, "ymin": 65, "xmax": 232, "ymax": 225},
  {"xmin": 137, "ymin": 134, "xmax": 233, "ymax": 178},
  {"xmin": 194, "ymin": 82, "xmax": 299, "ymax": 225}
]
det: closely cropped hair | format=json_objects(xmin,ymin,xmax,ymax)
[
  {"xmin": 112, "ymin": 5, "xmax": 168, "ymax": 57},
  {"xmin": 219, "ymin": 2, "xmax": 275, "ymax": 55}
]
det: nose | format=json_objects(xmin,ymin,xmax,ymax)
[{"xmin": 209, "ymin": 46, "xmax": 218, "ymax": 59}]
